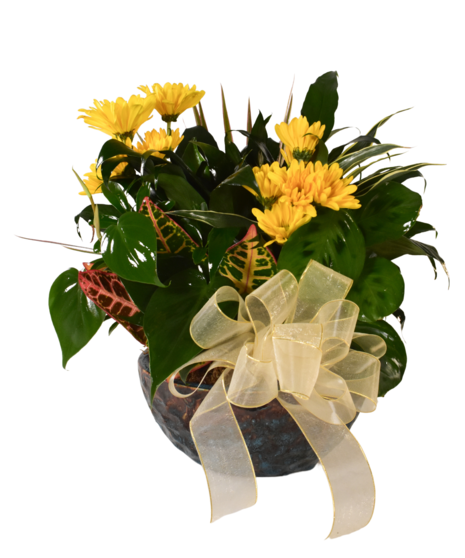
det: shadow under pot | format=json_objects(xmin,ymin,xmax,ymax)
[{"xmin": 138, "ymin": 352, "xmax": 358, "ymax": 477}]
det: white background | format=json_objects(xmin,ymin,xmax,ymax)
[{"xmin": 1, "ymin": 1, "xmax": 464, "ymax": 556}]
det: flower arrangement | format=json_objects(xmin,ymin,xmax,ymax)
[{"xmin": 46, "ymin": 71, "xmax": 446, "ymax": 538}]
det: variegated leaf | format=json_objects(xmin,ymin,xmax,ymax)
[
  {"xmin": 139, "ymin": 197, "xmax": 198, "ymax": 256},
  {"xmin": 219, "ymin": 224, "xmax": 277, "ymax": 295},
  {"xmin": 78, "ymin": 269, "xmax": 147, "ymax": 345}
]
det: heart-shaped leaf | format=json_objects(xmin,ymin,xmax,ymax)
[
  {"xmin": 278, "ymin": 208, "xmax": 366, "ymax": 281},
  {"xmin": 139, "ymin": 197, "xmax": 198, "ymax": 257},
  {"xmin": 49, "ymin": 268, "xmax": 105, "ymax": 367},
  {"xmin": 219, "ymin": 224, "xmax": 277, "ymax": 294},
  {"xmin": 347, "ymin": 257, "xmax": 405, "ymax": 321},
  {"xmin": 102, "ymin": 212, "xmax": 165, "ymax": 286},
  {"xmin": 78, "ymin": 270, "xmax": 147, "ymax": 345}
]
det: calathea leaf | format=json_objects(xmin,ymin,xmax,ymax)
[
  {"xmin": 352, "ymin": 320, "xmax": 407, "ymax": 397},
  {"xmin": 49, "ymin": 268, "xmax": 106, "ymax": 367},
  {"xmin": 78, "ymin": 270, "xmax": 147, "ymax": 344},
  {"xmin": 301, "ymin": 71, "xmax": 338, "ymax": 141},
  {"xmin": 218, "ymin": 224, "xmax": 277, "ymax": 294},
  {"xmin": 278, "ymin": 208, "xmax": 366, "ymax": 281},
  {"xmin": 139, "ymin": 197, "xmax": 198, "ymax": 257},
  {"xmin": 354, "ymin": 181, "xmax": 422, "ymax": 245},
  {"xmin": 347, "ymin": 257, "xmax": 405, "ymax": 321},
  {"xmin": 102, "ymin": 212, "xmax": 165, "ymax": 286}
]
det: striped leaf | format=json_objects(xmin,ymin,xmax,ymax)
[
  {"xmin": 78, "ymin": 269, "xmax": 147, "ymax": 345},
  {"xmin": 219, "ymin": 224, "xmax": 277, "ymax": 295},
  {"xmin": 139, "ymin": 197, "xmax": 198, "ymax": 256}
]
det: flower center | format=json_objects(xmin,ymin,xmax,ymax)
[{"xmin": 292, "ymin": 148, "xmax": 313, "ymax": 163}]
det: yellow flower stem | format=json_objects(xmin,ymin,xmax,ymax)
[{"xmin": 166, "ymin": 120, "xmax": 172, "ymax": 137}]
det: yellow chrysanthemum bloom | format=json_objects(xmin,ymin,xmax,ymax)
[
  {"xmin": 275, "ymin": 160, "xmax": 360, "ymax": 211},
  {"xmin": 78, "ymin": 95, "xmax": 156, "ymax": 142},
  {"xmin": 79, "ymin": 160, "xmax": 128, "ymax": 195},
  {"xmin": 252, "ymin": 202, "xmax": 316, "ymax": 246},
  {"xmin": 138, "ymin": 82, "xmax": 205, "ymax": 122},
  {"xmin": 275, "ymin": 116, "xmax": 325, "ymax": 165},
  {"xmin": 243, "ymin": 162, "xmax": 286, "ymax": 208},
  {"xmin": 134, "ymin": 128, "xmax": 184, "ymax": 158}
]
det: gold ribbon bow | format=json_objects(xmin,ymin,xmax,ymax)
[{"xmin": 168, "ymin": 260, "xmax": 387, "ymax": 538}]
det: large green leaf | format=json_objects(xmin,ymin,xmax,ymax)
[
  {"xmin": 355, "ymin": 181, "xmax": 422, "ymax": 245},
  {"xmin": 336, "ymin": 144, "xmax": 404, "ymax": 174},
  {"xmin": 278, "ymin": 208, "xmax": 366, "ymax": 281},
  {"xmin": 139, "ymin": 197, "xmax": 198, "ymax": 257},
  {"xmin": 210, "ymin": 166, "xmax": 260, "ymax": 215},
  {"xmin": 219, "ymin": 224, "xmax": 278, "ymax": 294},
  {"xmin": 176, "ymin": 126, "xmax": 219, "ymax": 158},
  {"xmin": 347, "ymin": 257, "xmax": 404, "ymax": 321},
  {"xmin": 301, "ymin": 71, "xmax": 338, "ymax": 141},
  {"xmin": 144, "ymin": 270, "xmax": 226, "ymax": 391},
  {"xmin": 353, "ymin": 320, "xmax": 407, "ymax": 397},
  {"xmin": 157, "ymin": 173, "xmax": 206, "ymax": 210},
  {"xmin": 167, "ymin": 209, "xmax": 255, "ymax": 229},
  {"xmin": 49, "ymin": 268, "xmax": 105, "ymax": 367},
  {"xmin": 75, "ymin": 204, "xmax": 121, "ymax": 237},
  {"xmin": 102, "ymin": 212, "xmax": 165, "ymax": 286},
  {"xmin": 208, "ymin": 227, "xmax": 241, "ymax": 278},
  {"xmin": 101, "ymin": 181, "xmax": 132, "ymax": 213}
]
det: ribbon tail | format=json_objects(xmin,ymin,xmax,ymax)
[
  {"xmin": 190, "ymin": 370, "xmax": 257, "ymax": 522},
  {"xmin": 277, "ymin": 392, "xmax": 375, "ymax": 539}
]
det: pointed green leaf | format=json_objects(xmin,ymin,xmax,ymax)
[
  {"xmin": 157, "ymin": 173, "xmax": 206, "ymax": 210},
  {"xmin": 49, "ymin": 268, "xmax": 105, "ymax": 367},
  {"xmin": 192, "ymin": 105, "xmax": 201, "ymax": 126},
  {"xmin": 139, "ymin": 197, "xmax": 198, "ymax": 257},
  {"xmin": 168, "ymin": 209, "xmax": 255, "ymax": 229},
  {"xmin": 356, "ymin": 163, "xmax": 441, "ymax": 195},
  {"xmin": 337, "ymin": 144, "xmax": 405, "ymax": 174},
  {"xmin": 198, "ymin": 101, "xmax": 208, "ymax": 130},
  {"xmin": 247, "ymin": 98, "xmax": 252, "ymax": 136},
  {"xmin": 347, "ymin": 257, "xmax": 405, "ymax": 321},
  {"xmin": 218, "ymin": 225, "xmax": 277, "ymax": 294},
  {"xmin": 221, "ymin": 85, "xmax": 233, "ymax": 144},
  {"xmin": 301, "ymin": 71, "xmax": 338, "ymax": 141},
  {"xmin": 101, "ymin": 181, "xmax": 132, "ymax": 213},
  {"xmin": 405, "ymin": 221, "xmax": 437, "ymax": 239}
]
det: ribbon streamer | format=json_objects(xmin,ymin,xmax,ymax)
[{"xmin": 166, "ymin": 260, "xmax": 386, "ymax": 538}]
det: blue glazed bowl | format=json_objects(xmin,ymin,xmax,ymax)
[{"xmin": 138, "ymin": 352, "xmax": 357, "ymax": 477}]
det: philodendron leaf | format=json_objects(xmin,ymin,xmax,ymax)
[
  {"xmin": 143, "ymin": 269, "xmax": 213, "ymax": 391},
  {"xmin": 301, "ymin": 71, "xmax": 338, "ymax": 141},
  {"xmin": 139, "ymin": 197, "xmax": 198, "ymax": 257},
  {"xmin": 101, "ymin": 181, "xmax": 132, "ymax": 214},
  {"xmin": 78, "ymin": 270, "xmax": 147, "ymax": 345},
  {"xmin": 347, "ymin": 257, "xmax": 405, "ymax": 321},
  {"xmin": 353, "ymin": 320, "xmax": 407, "ymax": 397},
  {"xmin": 354, "ymin": 181, "xmax": 422, "ymax": 246},
  {"xmin": 49, "ymin": 268, "xmax": 106, "ymax": 367},
  {"xmin": 278, "ymin": 208, "xmax": 366, "ymax": 281},
  {"xmin": 102, "ymin": 212, "xmax": 165, "ymax": 286},
  {"xmin": 219, "ymin": 224, "xmax": 277, "ymax": 295}
]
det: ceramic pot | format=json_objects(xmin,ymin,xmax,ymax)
[{"xmin": 138, "ymin": 352, "xmax": 357, "ymax": 477}]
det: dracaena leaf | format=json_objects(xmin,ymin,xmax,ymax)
[
  {"xmin": 139, "ymin": 197, "xmax": 198, "ymax": 257},
  {"xmin": 219, "ymin": 224, "xmax": 277, "ymax": 295},
  {"xmin": 78, "ymin": 269, "xmax": 147, "ymax": 345}
]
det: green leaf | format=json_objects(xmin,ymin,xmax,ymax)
[
  {"xmin": 97, "ymin": 139, "xmax": 142, "ymax": 167},
  {"xmin": 353, "ymin": 320, "xmax": 407, "ymax": 397},
  {"xmin": 108, "ymin": 322, "xmax": 119, "ymax": 336},
  {"xmin": 210, "ymin": 165, "xmax": 260, "ymax": 206},
  {"xmin": 120, "ymin": 278, "xmax": 157, "ymax": 313},
  {"xmin": 336, "ymin": 144, "xmax": 404, "ymax": 174},
  {"xmin": 219, "ymin": 224, "xmax": 278, "ymax": 294},
  {"xmin": 176, "ymin": 126, "xmax": 218, "ymax": 158},
  {"xmin": 177, "ymin": 212, "xmax": 255, "ymax": 232},
  {"xmin": 347, "ymin": 258, "xmax": 405, "ymax": 321},
  {"xmin": 144, "ymin": 269, "xmax": 211, "ymax": 390},
  {"xmin": 101, "ymin": 181, "xmax": 133, "ymax": 213},
  {"xmin": 405, "ymin": 221, "xmax": 437, "ymax": 238},
  {"xmin": 221, "ymin": 85, "xmax": 233, "ymax": 144},
  {"xmin": 102, "ymin": 212, "xmax": 165, "ymax": 286},
  {"xmin": 193, "ymin": 246, "xmax": 208, "ymax": 264},
  {"xmin": 208, "ymin": 227, "xmax": 241, "ymax": 278},
  {"xmin": 139, "ymin": 197, "xmax": 198, "ymax": 256},
  {"xmin": 312, "ymin": 141, "xmax": 328, "ymax": 164},
  {"xmin": 75, "ymin": 204, "xmax": 121, "ymax": 235},
  {"xmin": 49, "ymin": 268, "xmax": 105, "ymax": 367},
  {"xmin": 356, "ymin": 163, "xmax": 440, "ymax": 196},
  {"xmin": 301, "ymin": 71, "xmax": 338, "ymax": 142},
  {"xmin": 355, "ymin": 181, "xmax": 422, "ymax": 245},
  {"xmin": 278, "ymin": 208, "xmax": 366, "ymax": 281},
  {"xmin": 157, "ymin": 173, "xmax": 206, "ymax": 210},
  {"xmin": 198, "ymin": 101, "xmax": 208, "ymax": 130}
]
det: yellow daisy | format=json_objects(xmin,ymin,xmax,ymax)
[
  {"xmin": 275, "ymin": 116, "xmax": 325, "ymax": 165},
  {"xmin": 78, "ymin": 95, "xmax": 156, "ymax": 141},
  {"xmin": 252, "ymin": 202, "xmax": 316, "ymax": 246},
  {"xmin": 311, "ymin": 162, "xmax": 361, "ymax": 211},
  {"xmin": 138, "ymin": 82, "xmax": 205, "ymax": 122},
  {"xmin": 242, "ymin": 162, "xmax": 285, "ymax": 207},
  {"xmin": 79, "ymin": 160, "xmax": 128, "ymax": 195},
  {"xmin": 134, "ymin": 128, "xmax": 184, "ymax": 158}
]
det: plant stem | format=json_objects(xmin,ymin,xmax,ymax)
[{"xmin": 167, "ymin": 120, "xmax": 172, "ymax": 136}]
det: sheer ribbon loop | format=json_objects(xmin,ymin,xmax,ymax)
[{"xmin": 165, "ymin": 259, "xmax": 387, "ymax": 538}]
